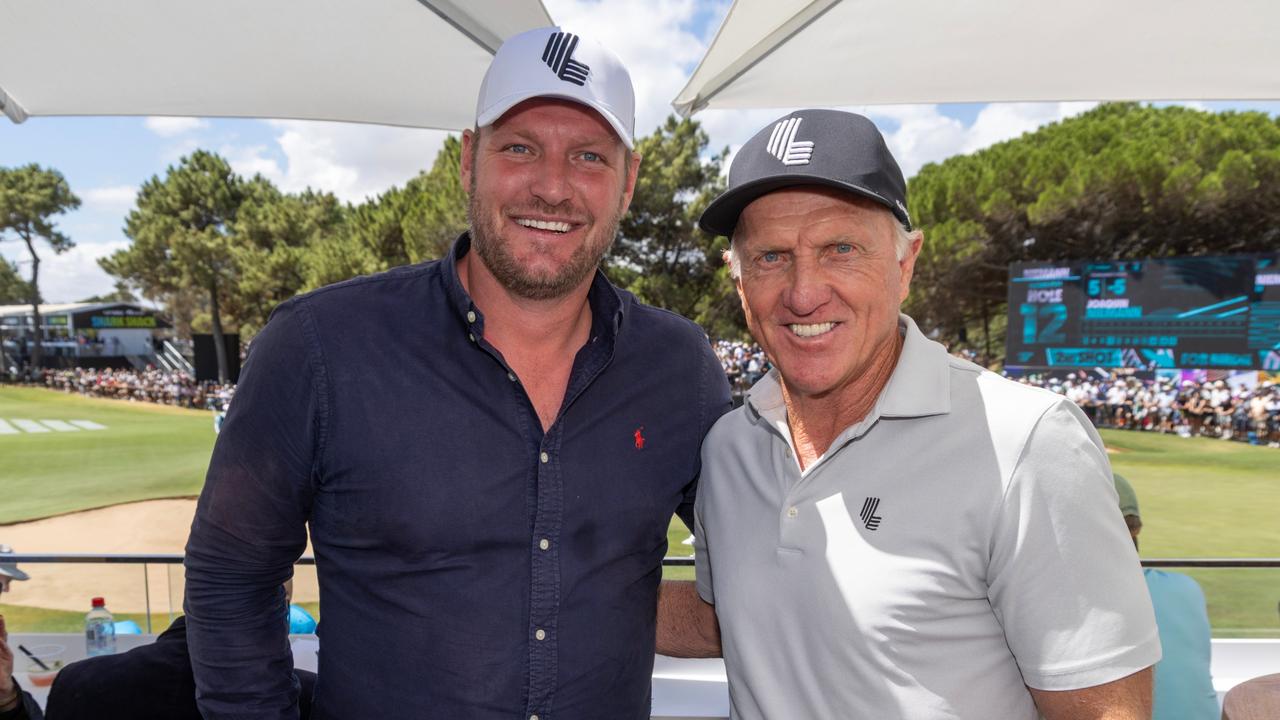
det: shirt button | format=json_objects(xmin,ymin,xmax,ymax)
[
  {"xmin": 539, "ymin": 538, "xmax": 550, "ymax": 551},
  {"xmin": 468, "ymin": 333, "xmax": 476, "ymax": 343},
  {"xmin": 466, "ymin": 310, "xmax": 477, "ymax": 323},
  {"xmin": 540, "ymin": 452, "xmax": 549, "ymax": 464},
  {"xmin": 787, "ymin": 506, "xmax": 798, "ymax": 518},
  {"xmin": 530, "ymin": 716, "xmax": 540, "ymax": 720},
  {"xmin": 507, "ymin": 372, "xmax": 517, "ymax": 382},
  {"xmin": 784, "ymin": 447, "xmax": 793, "ymax": 458},
  {"xmin": 535, "ymin": 628, "xmax": 547, "ymax": 641}
]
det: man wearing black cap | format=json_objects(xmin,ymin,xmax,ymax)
[{"xmin": 658, "ymin": 109, "xmax": 1160, "ymax": 719}]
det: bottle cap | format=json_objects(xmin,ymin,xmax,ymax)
[{"xmin": 91, "ymin": 596, "xmax": 105, "ymax": 607}]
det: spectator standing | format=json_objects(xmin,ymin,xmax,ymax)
[{"xmin": 1114, "ymin": 474, "xmax": 1218, "ymax": 720}]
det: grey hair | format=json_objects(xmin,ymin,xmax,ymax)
[{"xmin": 725, "ymin": 221, "xmax": 921, "ymax": 279}]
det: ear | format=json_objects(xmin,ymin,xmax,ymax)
[
  {"xmin": 898, "ymin": 230, "xmax": 924, "ymax": 304},
  {"xmin": 459, "ymin": 129, "xmax": 477, "ymax": 196}
]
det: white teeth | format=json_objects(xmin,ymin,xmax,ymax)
[
  {"xmin": 789, "ymin": 322, "xmax": 835, "ymax": 337},
  {"xmin": 516, "ymin": 218, "xmax": 571, "ymax": 233}
]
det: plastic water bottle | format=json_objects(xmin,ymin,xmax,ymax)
[{"xmin": 85, "ymin": 596, "xmax": 116, "ymax": 656}]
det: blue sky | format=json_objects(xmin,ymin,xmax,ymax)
[{"xmin": 2, "ymin": 0, "xmax": 1278, "ymax": 303}]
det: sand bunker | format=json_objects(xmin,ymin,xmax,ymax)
[{"xmin": 1, "ymin": 499, "xmax": 317, "ymax": 614}]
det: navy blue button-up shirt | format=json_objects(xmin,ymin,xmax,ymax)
[{"xmin": 184, "ymin": 235, "xmax": 731, "ymax": 719}]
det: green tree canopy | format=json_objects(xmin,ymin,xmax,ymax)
[
  {"xmin": 102, "ymin": 150, "xmax": 248, "ymax": 381},
  {"xmin": 232, "ymin": 185, "xmax": 343, "ymax": 336},
  {"xmin": 0, "ymin": 163, "xmax": 81, "ymax": 372},
  {"xmin": 305, "ymin": 137, "xmax": 466, "ymax": 290},
  {"xmin": 905, "ymin": 103, "xmax": 1280, "ymax": 362},
  {"xmin": 611, "ymin": 116, "xmax": 742, "ymax": 338},
  {"xmin": 0, "ymin": 258, "xmax": 32, "ymax": 305}
]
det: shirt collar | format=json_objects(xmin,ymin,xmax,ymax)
[{"xmin": 442, "ymin": 232, "xmax": 627, "ymax": 342}]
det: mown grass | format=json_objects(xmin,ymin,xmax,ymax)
[{"xmin": 0, "ymin": 386, "xmax": 215, "ymax": 524}]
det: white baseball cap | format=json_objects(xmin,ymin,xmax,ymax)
[{"xmin": 476, "ymin": 27, "xmax": 635, "ymax": 149}]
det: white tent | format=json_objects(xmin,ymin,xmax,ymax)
[
  {"xmin": 0, "ymin": 0, "xmax": 552, "ymax": 130},
  {"xmin": 673, "ymin": 0, "xmax": 1280, "ymax": 117}
]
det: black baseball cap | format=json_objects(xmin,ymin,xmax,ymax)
[{"xmin": 699, "ymin": 109, "xmax": 911, "ymax": 237}]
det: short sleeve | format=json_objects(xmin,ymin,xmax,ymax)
[
  {"xmin": 692, "ymin": 479, "xmax": 714, "ymax": 605},
  {"xmin": 987, "ymin": 401, "xmax": 1161, "ymax": 690}
]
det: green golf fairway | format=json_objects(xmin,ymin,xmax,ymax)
[{"xmin": 0, "ymin": 386, "xmax": 216, "ymax": 524}]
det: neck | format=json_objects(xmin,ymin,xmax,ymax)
[
  {"xmin": 783, "ymin": 332, "xmax": 904, "ymax": 470},
  {"xmin": 456, "ymin": 249, "xmax": 594, "ymax": 356}
]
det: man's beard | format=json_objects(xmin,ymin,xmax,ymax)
[{"xmin": 467, "ymin": 193, "xmax": 623, "ymax": 301}]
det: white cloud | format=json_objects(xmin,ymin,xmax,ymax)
[
  {"xmin": 960, "ymin": 102, "xmax": 1097, "ymax": 155},
  {"xmin": 80, "ymin": 186, "xmax": 137, "ymax": 213},
  {"xmin": 0, "ymin": 241, "xmax": 128, "ymax": 303},
  {"xmin": 144, "ymin": 117, "xmax": 210, "ymax": 137},
  {"xmin": 222, "ymin": 121, "xmax": 451, "ymax": 203},
  {"xmin": 546, "ymin": 0, "xmax": 707, "ymax": 135}
]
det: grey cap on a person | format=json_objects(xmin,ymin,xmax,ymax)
[{"xmin": 699, "ymin": 108, "xmax": 910, "ymax": 237}]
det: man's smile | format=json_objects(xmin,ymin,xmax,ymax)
[{"xmin": 788, "ymin": 321, "xmax": 839, "ymax": 338}]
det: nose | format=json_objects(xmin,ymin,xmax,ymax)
[
  {"xmin": 782, "ymin": 258, "xmax": 832, "ymax": 316},
  {"xmin": 528, "ymin": 154, "xmax": 573, "ymax": 208}
]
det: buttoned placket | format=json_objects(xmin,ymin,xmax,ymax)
[
  {"xmin": 461, "ymin": 302, "xmax": 618, "ymax": 720},
  {"xmin": 758, "ymin": 401, "xmax": 876, "ymax": 553}
]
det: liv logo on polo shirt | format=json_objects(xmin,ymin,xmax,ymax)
[
  {"xmin": 859, "ymin": 497, "xmax": 883, "ymax": 530},
  {"xmin": 766, "ymin": 117, "xmax": 814, "ymax": 166},
  {"xmin": 542, "ymin": 32, "xmax": 590, "ymax": 86}
]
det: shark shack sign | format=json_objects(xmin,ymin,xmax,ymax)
[{"xmin": 72, "ymin": 306, "xmax": 171, "ymax": 330}]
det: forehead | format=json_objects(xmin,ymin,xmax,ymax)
[
  {"xmin": 736, "ymin": 186, "xmax": 895, "ymax": 244},
  {"xmin": 483, "ymin": 97, "xmax": 622, "ymax": 147}
]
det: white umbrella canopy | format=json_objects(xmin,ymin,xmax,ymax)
[
  {"xmin": 0, "ymin": 0, "xmax": 552, "ymax": 129},
  {"xmin": 673, "ymin": 0, "xmax": 1280, "ymax": 117}
]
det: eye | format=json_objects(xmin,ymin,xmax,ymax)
[
  {"xmin": 835, "ymin": 243, "xmax": 854, "ymax": 254},
  {"xmin": 581, "ymin": 151, "xmax": 604, "ymax": 163},
  {"xmin": 505, "ymin": 144, "xmax": 530, "ymax": 155},
  {"xmin": 762, "ymin": 251, "xmax": 780, "ymax": 263}
]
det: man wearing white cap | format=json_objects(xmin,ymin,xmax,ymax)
[
  {"xmin": 659, "ymin": 109, "xmax": 1159, "ymax": 719},
  {"xmin": 185, "ymin": 28, "xmax": 730, "ymax": 719}
]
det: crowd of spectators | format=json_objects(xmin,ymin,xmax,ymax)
[
  {"xmin": 37, "ymin": 367, "xmax": 234, "ymax": 411},
  {"xmin": 16, "ymin": 352, "xmax": 1280, "ymax": 450},
  {"xmin": 714, "ymin": 340, "xmax": 771, "ymax": 395},
  {"xmin": 1013, "ymin": 372, "xmax": 1280, "ymax": 448}
]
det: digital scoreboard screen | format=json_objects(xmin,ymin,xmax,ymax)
[{"xmin": 1006, "ymin": 253, "xmax": 1280, "ymax": 370}]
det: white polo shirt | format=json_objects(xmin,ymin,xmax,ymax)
[{"xmin": 694, "ymin": 315, "xmax": 1160, "ymax": 720}]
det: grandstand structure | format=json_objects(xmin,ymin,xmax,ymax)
[{"xmin": 0, "ymin": 302, "xmax": 189, "ymax": 373}]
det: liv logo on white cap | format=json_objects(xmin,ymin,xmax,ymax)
[
  {"xmin": 542, "ymin": 32, "xmax": 590, "ymax": 86},
  {"xmin": 766, "ymin": 117, "xmax": 814, "ymax": 166}
]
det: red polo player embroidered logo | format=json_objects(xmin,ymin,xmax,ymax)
[{"xmin": 634, "ymin": 427, "xmax": 645, "ymax": 450}]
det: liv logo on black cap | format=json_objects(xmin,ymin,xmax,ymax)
[
  {"xmin": 766, "ymin": 117, "xmax": 814, "ymax": 166},
  {"xmin": 859, "ymin": 497, "xmax": 882, "ymax": 531},
  {"xmin": 542, "ymin": 32, "xmax": 590, "ymax": 86}
]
